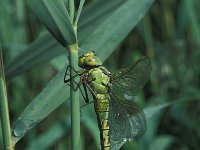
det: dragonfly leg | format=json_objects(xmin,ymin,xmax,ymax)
[
  {"xmin": 64, "ymin": 67, "xmax": 90, "ymax": 103},
  {"xmin": 78, "ymin": 85, "xmax": 89, "ymax": 103},
  {"xmin": 82, "ymin": 79, "xmax": 90, "ymax": 103},
  {"xmin": 64, "ymin": 65, "xmax": 82, "ymax": 84},
  {"xmin": 64, "ymin": 65, "xmax": 71, "ymax": 85},
  {"xmin": 84, "ymin": 80, "xmax": 97, "ymax": 98}
]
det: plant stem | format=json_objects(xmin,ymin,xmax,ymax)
[
  {"xmin": 0, "ymin": 50, "xmax": 13, "ymax": 150},
  {"xmin": 68, "ymin": 43, "xmax": 80, "ymax": 150},
  {"xmin": 67, "ymin": 0, "xmax": 81, "ymax": 148}
]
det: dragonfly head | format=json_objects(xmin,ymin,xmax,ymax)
[{"xmin": 78, "ymin": 51, "xmax": 102, "ymax": 68}]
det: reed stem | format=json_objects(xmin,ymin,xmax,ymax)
[
  {"xmin": 68, "ymin": 43, "xmax": 80, "ymax": 150},
  {"xmin": 0, "ymin": 50, "xmax": 13, "ymax": 150}
]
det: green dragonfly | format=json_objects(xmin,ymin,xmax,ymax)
[{"xmin": 65, "ymin": 51, "xmax": 151, "ymax": 150}]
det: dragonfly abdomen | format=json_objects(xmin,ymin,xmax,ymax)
[
  {"xmin": 95, "ymin": 93, "xmax": 111, "ymax": 150},
  {"xmin": 87, "ymin": 67, "xmax": 112, "ymax": 149}
]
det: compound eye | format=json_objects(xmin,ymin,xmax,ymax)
[
  {"xmin": 78, "ymin": 57, "xmax": 85, "ymax": 67},
  {"xmin": 85, "ymin": 56, "xmax": 102, "ymax": 67},
  {"xmin": 91, "ymin": 50, "xmax": 96, "ymax": 55},
  {"xmin": 83, "ymin": 51, "xmax": 95, "ymax": 57},
  {"xmin": 85, "ymin": 56, "xmax": 96, "ymax": 66}
]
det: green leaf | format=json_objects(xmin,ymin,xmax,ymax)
[
  {"xmin": 5, "ymin": 0, "xmax": 124, "ymax": 78},
  {"xmin": 79, "ymin": 0, "xmax": 155, "ymax": 61},
  {"xmin": 149, "ymin": 135, "xmax": 174, "ymax": 150},
  {"xmin": 74, "ymin": 0, "xmax": 85, "ymax": 25},
  {"xmin": 6, "ymin": 0, "xmax": 155, "ymax": 78},
  {"xmin": 11, "ymin": 68, "xmax": 68, "ymax": 144},
  {"xmin": 5, "ymin": 34, "xmax": 66, "ymax": 79},
  {"xmin": 144, "ymin": 93, "xmax": 200, "ymax": 123},
  {"xmin": 26, "ymin": 119, "xmax": 70, "ymax": 150},
  {"xmin": 11, "ymin": 0, "xmax": 155, "ymax": 144},
  {"xmin": 81, "ymin": 102, "xmax": 100, "ymax": 149},
  {"xmin": 26, "ymin": 0, "xmax": 76, "ymax": 46}
]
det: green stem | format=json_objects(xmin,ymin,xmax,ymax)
[
  {"xmin": 0, "ymin": 50, "xmax": 13, "ymax": 150},
  {"xmin": 68, "ymin": 43, "xmax": 80, "ymax": 150}
]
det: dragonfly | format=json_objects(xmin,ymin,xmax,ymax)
[{"xmin": 64, "ymin": 51, "xmax": 151, "ymax": 150}]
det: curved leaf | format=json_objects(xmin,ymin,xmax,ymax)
[{"xmin": 26, "ymin": 0, "xmax": 76, "ymax": 46}]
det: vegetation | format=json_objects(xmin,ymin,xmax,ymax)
[{"xmin": 0, "ymin": 0, "xmax": 200, "ymax": 150}]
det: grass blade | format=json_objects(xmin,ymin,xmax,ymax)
[
  {"xmin": 80, "ymin": 0, "xmax": 155, "ymax": 61},
  {"xmin": 25, "ymin": 119, "xmax": 70, "ymax": 150},
  {"xmin": 74, "ymin": 0, "xmax": 85, "ymax": 25},
  {"xmin": 11, "ymin": 67, "xmax": 69, "ymax": 144},
  {"xmin": 0, "ymin": 49, "xmax": 13, "ymax": 150},
  {"xmin": 5, "ymin": 34, "xmax": 65, "ymax": 79},
  {"xmin": 68, "ymin": 0, "xmax": 75, "ymax": 23},
  {"xmin": 6, "ymin": 0, "xmax": 155, "ymax": 79},
  {"xmin": 26, "ymin": 0, "xmax": 76, "ymax": 46}
]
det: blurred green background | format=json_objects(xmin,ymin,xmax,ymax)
[{"xmin": 1, "ymin": 0, "xmax": 200, "ymax": 150}]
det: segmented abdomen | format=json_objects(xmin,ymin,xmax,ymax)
[{"xmin": 94, "ymin": 93, "xmax": 111, "ymax": 150}]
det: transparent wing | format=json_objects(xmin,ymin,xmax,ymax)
[
  {"xmin": 111, "ymin": 56, "xmax": 151, "ymax": 97},
  {"xmin": 109, "ymin": 93, "xmax": 146, "ymax": 144}
]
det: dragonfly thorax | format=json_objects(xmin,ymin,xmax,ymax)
[
  {"xmin": 88, "ymin": 67, "xmax": 111, "ymax": 94},
  {"xmin": 79, "ymin": 51, "xmax": 111, "ymax": 94}
]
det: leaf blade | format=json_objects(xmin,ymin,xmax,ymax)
[{"xmin": 26, "ymin": 0, "xmax": 76, "ymax": 46}]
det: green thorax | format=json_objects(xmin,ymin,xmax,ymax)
[
  {"xmin": 79, "ymin": 51, "xmax": 111, "ymax": 94},
  {"xmin": 88, "ymin": 67, "xmax": 110, "ymax": 94}
]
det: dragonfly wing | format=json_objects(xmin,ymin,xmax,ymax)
[
  {"xmin": 109, "ymin": 93, "xmax": 146, "ymax": 144},
  {"xmin": 111, "ymin": 56, "xmax": 151, "ymax": 97}
]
